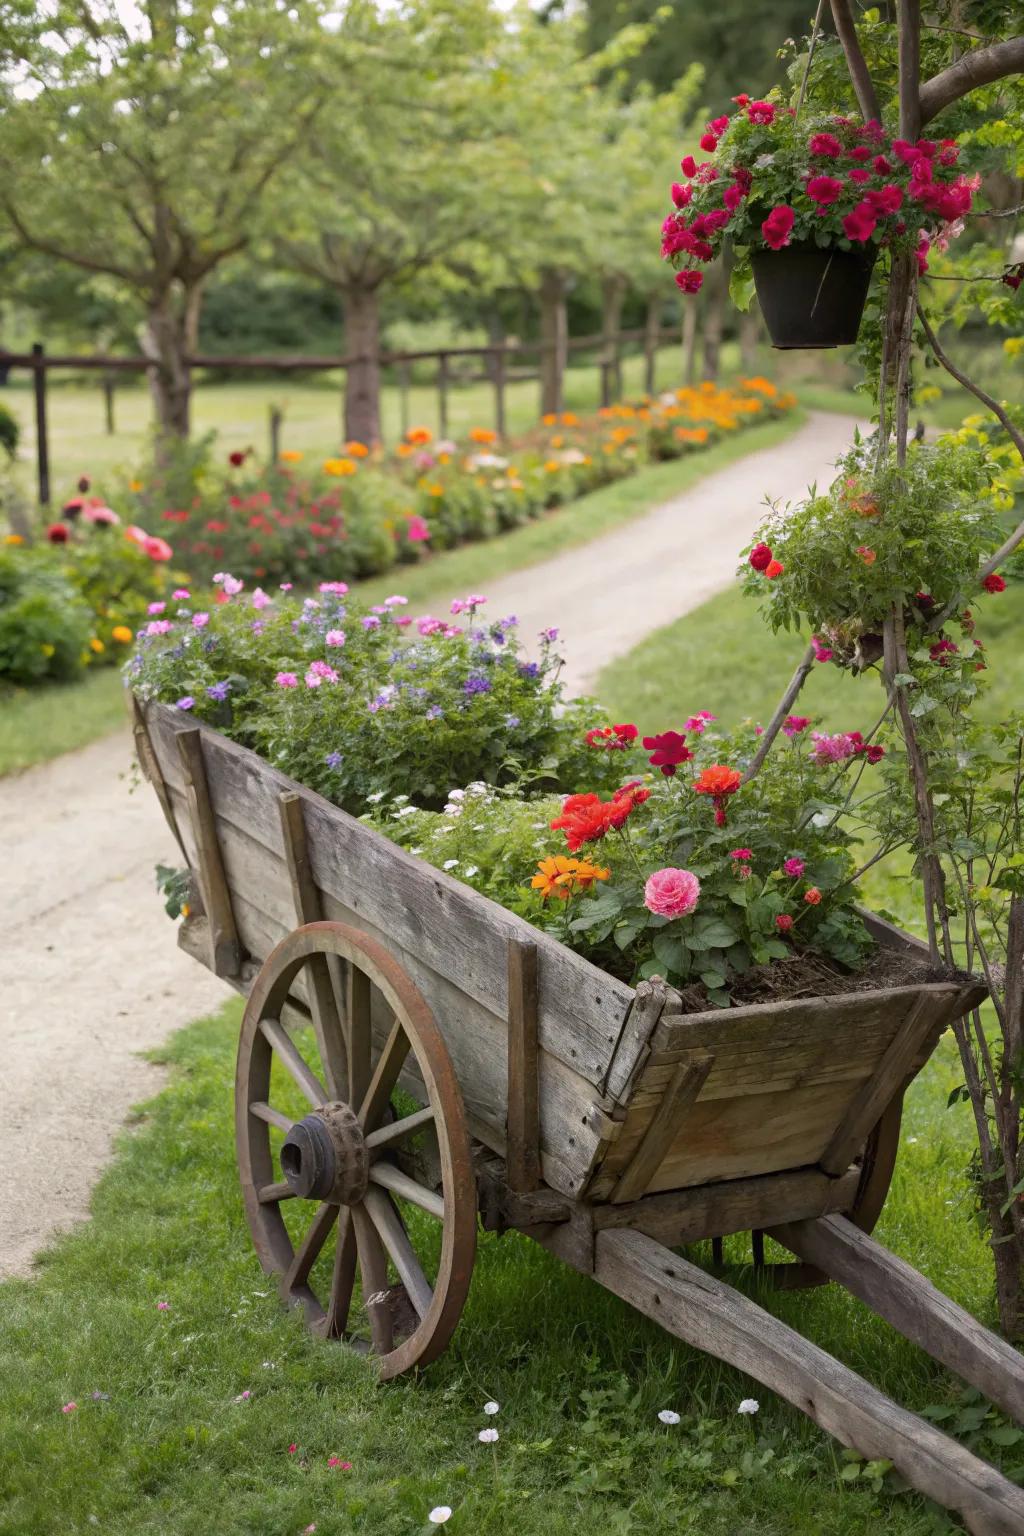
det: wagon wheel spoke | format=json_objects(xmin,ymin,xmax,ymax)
[
  {"xmin": 364, "ymin": 1187, "xmax": 434, "ymax": 1319},
  {"xmin": 283, "ymin": 1201, "xmax": 339, "ymax": 1295},
  {"xmin": 237, "ymin": 920, "xmax": 476, "ymax": 1378},
  {"xmin": 352, "ymin": 1203, "xmax": 394, "ymax": 1355},
  {"xmin": 324, "ymin": 1208, "xmax": 358, "ymax": 1339},
  {"xmin": 250, "ymin": 1101, "xmax": 294, "ymax": 1134},
  {"xmin": 259, "ymin": 1017, "xmax": 326, "ymax": 1107},
  {"xmin": 359, "ymin": 1017, "xmax": 411, "ymax": 1132},
  {"xmin": 364, "ymin": 1105, "xmax": 435, "ymax": 1150},
  {"xmin": 367, "ymin": 1160, "xmax": 445, "ymax": 1218},
  {"xmin": 346, "ymin": 966, "xmax": 373, "ymax": 1108}
]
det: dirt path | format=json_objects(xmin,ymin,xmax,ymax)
[{"xmin": 1, "ymin": 410, "xmax": 856, "ymax": 1278}]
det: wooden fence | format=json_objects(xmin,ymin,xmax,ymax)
[{"xmin": 0, "ymin": 325, "xmax": 682, "ymax": 505}]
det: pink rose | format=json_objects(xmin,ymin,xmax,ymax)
[
  {"xmin": 783, "ymin": 857, "xmax": 805, "ymax": 878},
  {"xmin": 644, "ymin": 867, "xmax": 701, "ymax": 919},
  {"xmin": 761, "ymin": 204, "xmax": 795, "ymax": 251}
]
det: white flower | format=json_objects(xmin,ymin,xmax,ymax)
[
  {"xmin": 464, "ymin": 865, "xmax": 479, "ymax": 877},
  {"xmin": 366, "ymin": 790, "xmax": 386, "ymax": 804},
  {"xmin": 478, "ymin": 1427, "xmax": 499, "ymax": 1443},
  {"xmin": 483, "ymin": 1401, "xmax": 500, "ymax": 1415},
  {"xmin": 658, "ymin": 1409, "xmax": 681, "ymax": 1426},
  {"xmin": 447, "ymin": 788, "xmax": 465, "ymax": 801},
  {"xmin": 443, "ymin": 859, "xmax": 459, "ymax": 871},
  {"xmin": 395, "ymin": 805, "xmax": 418, "ymax": 817},
  {"xmin": 261, "ymin": 1360, "xmax": 276, "ymax": 1370},
  {"xmin": 738, "ymin": 1399, "xmax": 759, "ymax": 1415},
  {"xmin": 754, "ymin": 152, "xmax": 775, "ymax": 168},
  {"xmin": 906, "ymin": 1136, "xmax": 918, "ymax": 1144},
  {"xmin": 428, "ymin": 1510, "xmax": 452, "ymax": 1526}
]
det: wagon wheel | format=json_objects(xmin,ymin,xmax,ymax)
[{"xmin": 235, "ymin": 920, "xmax": 477, "ymax": 1379}]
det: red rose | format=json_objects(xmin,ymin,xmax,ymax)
[
  {"xmin": 681, "ymin": 155, "xmax": 697, "ymax": 178},
  {"xmin": 670, "ymin": 181, "xmax": 692, "ymax": 208},
  {"xmin": 842, "ymin": 199, "xmax": 877, "ymax": 243},
  {"xmin": 642, "ymin": 730, "xmax": 693, "ymax": 777},
  {"xmin": 709, "ymin": 115, "xmax": 729, "ymax": 134},
  {"xmin": 873, "ymin": 154, "xmax": 893, "ymax": 175},
  {"xmin": 847, "ymin": 144, "xmax": 872, "ymax": 162},
  {"xmin": 732, "ymin": 94, "xmax": 750, "ymax": 106},
  {"xmin": 847, "ymin": 168, "xmax": 871, "ymax": 183},
  {"xmin": 700, "ymin": 132, "xmax": 718, "ymax": 152},
  {"xmin": 808, "ymin": 132, "xmax": 842, "ymax": 157},
  {"xmin": 47, "ymin": 522, "xmax": 70, "ymax": 543},
  {"xmin": 891, "ymin": 138, "xmax": 920, "ymax": 165},
  {"xmin": 806, "ymin": 175, "xmax": 844, "ymax": 207},
  {"xmin": 866, "ymin": 184, "xmax": 903, "ymax": 215},
  {"xmin": 761, "ymin": 204, "xmax": 795, "ymax": 251},
  {"xmin": 747, "ymin": 100, "xmax": 775, "ymax": 124},
  {"xmin": 982, "ymin": 572, "xmax": 1006, "ymax": 593},
  {"xmin": 228, "ymin": 450, "xmax": 247, "ymax": 467},
  {"xmin": 675, "ymin": 269, "xmax": 703, "ymax": 294},
  {"xmin": 748, "ymin": 541, "xmax": 773, "ymax": 571},
  {"xmin": 803, "ymin": 887, "xmax": 822, "ymax": 906}
]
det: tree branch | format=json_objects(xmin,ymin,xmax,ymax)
[
  {"xmin": 898, "ymin": 0, "xmax": 922, "ymax": 141},
  {"xmin": 741, "ymin": 641, "xmax": 816, "ymax": 784},
  {"xmin": 919, "ymin": 36, "xmax": 1024, "ymax": 125},
  {"xmin": 829, "ymin": 0, "xmax": 881, "ymax": 120}
]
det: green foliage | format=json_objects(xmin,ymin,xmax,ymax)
[
  {"xmin": 743, "ymin": 438, "xmax": 1001, "ymax": 657},
  {"xmin": 0, "ymin": 545, "xmax": 92, "ymax": 684},
  {"xmin": 127, "ymin": 589, "xmax": 622, "ymax": 817},
  {"xmin": 0, "ymin": 401, "xmax": 19, "ymax": 459},
  {"xmin": 61, "ymin": 523, "xmax": 181, "ymax": 665}
]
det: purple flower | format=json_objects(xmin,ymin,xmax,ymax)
[
  {"xmin": 175, "ymin": 696, "xmax": 195, "ymax": 711},
  {"xmin": 275, "ymin": 672, "xmax": 299, "ymax": 688},
  {"xmin": 325, "ymin": 629, "xmax": 346, "ymax": 647},
  {"xmin": 369, "ymin": 685, "xmax": 397, "ymax": 713},
  {"xmin": 207, "ymin": 680, "xmax": 230, "ymax": 702},
  {"xmin": 540, "ymin": 627, "xmax": 559, "ymax": 643},
  {"xmin": 504, "ymin": 714, "xmax": 520, "ymax": 728},
  {"xmin": 426, "ymin": 705, "xmax": 444, "ymax": 720},
  {"xmin": 518, "ymin": 661, "xmax": 540, "ymax": 679},
  {"xmin": 361, "ymin": 615, "xmax": 381, "ymax": 631},
  {"xmin": 463, "ymin": 675, "xmax": 491, "ymax": 696},
  {"xmin": 325, "ymin": 751, "xmax": 344, "ymax": 769},
  {"xmin": 497, "ymin": 615, "xmax": 518, "ymax": 632},
  {"xmin": 251, "ymin": 620, "xmax": 264, "ymax": 635}
]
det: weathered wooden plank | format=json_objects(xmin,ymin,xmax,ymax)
[
  {"xmin": 601, "ymin": 978, "xmax": 670, "ymax": 1104},
  {"xmin": 278, "ymin": 792, "xmax": 348, "ymax": 1099},
  {"xmin": 594, "ymin": 1165, "xmax": 861, "ymax": 1243},
  {"xmin": 770, "ymin": 1214, "xmax": 1024, "ymax": 1425},
  {"xmin": 129, "ymin": 694, "xmax": 186, "ymax": 857},
  {"xmin": 506, "ymin": 935, "xmax": 540, "ymax": 1194},
  {"xmin": 146, "ymin": 702, "xmax": 634, "ymax": 1088},
  {"xmin": 174, "ymin": 727, "xmax": 241, "ymax": 977},
  {"xmin": 593, "ymin": 1230, "xmax": 1024, "ymax": 1536},
  {"xmin": 818, "ymin": 995, "xmax": 946, "ymax": 1177},
  {"xmin": 610, "ymin": 1056, "xmax": 714, "ymax": 1204}
]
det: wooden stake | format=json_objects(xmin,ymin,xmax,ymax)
[
  {"xmin": 175, "ymin": 727, "xmax": 241, "ymax": 977},
  {"xmin": 506, "ymin": 934, "xmax": 540, "ymax": 1193}
]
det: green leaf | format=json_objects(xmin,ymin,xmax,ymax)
[
  {"xmin": 653, "ymin": 932, "xmax": 690, "ymax": 977},
  {"xmin": 699, "ymin": 968, "xmax": 726, "ymax": 990},
  {"xmin": 839, "ymin": 1463, "xmax": 862, "ymax": 1482},
  {"xmin": 909, "ymin": 692, "xmax": 938, "ymax": 717},
  {"xmin": 988, "ymin": 1425, "xmax": 1023, "ymax": 1447},
  {"xmin": 689, "ymin": 915, "xmax": 740, "ymax": 951},
  {"xmin": 728, "ymin": 262, "xmax": 755, "ymax": 313}
]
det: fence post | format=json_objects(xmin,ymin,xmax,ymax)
[
  {"xmin": 437, "ymin": 352, "xmax": 449, "ymax": 440},
  {"xmin": 399, "ymin": 359, "xmax": 411, "ymax": 439},
  {"xmin": 493, "ymin": 347, "xmax": 507, "ymax": 440},
  {"xmin": 32, "ymin": 342, "xmax": 50, "ymax": 506},
  {"xmin": 102, "ymin": 374, "xmax": 116, "ymax": 435},
  {"xmin": 600, "ymin": 351, "xmax": 613, "ymax": 409},
  {"xmin": 269, "ymin": 405, "xmax": 282, "ymax": 461}
]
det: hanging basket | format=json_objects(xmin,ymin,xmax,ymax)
[{"xmin": 750, "ymin": 242, "xmax": 878, "ymax": 350}]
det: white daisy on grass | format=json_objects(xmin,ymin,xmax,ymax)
[
  {"xmin": 428, "ymin": 1510, "xmax": 452, "ymax": 1526},
  {"xmin": 483, "ymin": 1401, "xmax": 500, "ymax": 1416},
  {"xmin": 657, "ymin": 1409, "xmax": 680, "ymax": 1426},
  {"xmin": 738, "ymin": 1399, "xmax": 759, "ymax": 1416},
  {"xmin": 478, "ymin": 1427, "xmax": 499, "ymax": 1443}
]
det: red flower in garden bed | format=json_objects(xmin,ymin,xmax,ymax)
[
  {"xmin": 693, "ymin": 764, "xmax": 742, "ymax": 826},
  {"xmin": 643, "ymin": 730, "xmax": 693, "ymax": 776}
]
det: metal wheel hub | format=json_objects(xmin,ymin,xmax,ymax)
[{"xmin": 280, "ymin": 1101, "xmax": 368, "ymax": 1204}]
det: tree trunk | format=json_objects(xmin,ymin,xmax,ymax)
[
  {"xmin": 539, "ymin": 268, "xmax": 568, "ymax": 417},
  {"xmin": 681, "ymin": 298, "xmax": 699, "ymax": 386},
  {"xmin": 143, "ymin": 286, "xmax": 194, "ymax": 439},
  {"xmin": 644, "ymin": 291, "xmax": 661, "ymax": 395},
  {"xmin": 342, "ymin": 284, "xmax": 381, "ymax": 446},
  {"xmin": 600, "ymin": 272, "xmax": 626, "ymax": 404},
  {"xmin": 739, "ymin": 308, "xmax": 760, "ymax": 372},
  {"xmin": 701, "ymin": 263, "xmax": 726, "ymax": 382}
]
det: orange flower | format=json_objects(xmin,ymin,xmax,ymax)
[
  {"xmin": 693, "ymin": 764, "xmax": 742, "ymax": 827},
  {"xmin": 323, "ymin": 457, "xmax": 357, "ymax": 477},
  {"xmin": 111, "ymin": 624, "xmax": 133, "ymax": 643},
  {"xmin": 344, "ymin": 440, "xmax": 370, "ymax": 458},
  {"xmin": 856, "ymin": 545, "xmax": 877, "ymax": 564},
  {"xmin": 3, "ymin": 533, "xmax": 24, "ymax": 545},
  {"xmin": 129, "ymin": 478, "xmax": 144, "ymax": 492},
  {"xmin": 469, "ymin": 427, "xmax": 496, "ymax": 445},
  {"xmin": 541, "ymin": 413, "xmax": 558, "ymax": 427},
  {"xmin": 560, "ymin": 412, "xmax": 579, "ymax": 427},
  {"xmin": 280, "ymin": 449, "xmax": 303, "ymax": 463},
  {"xmin": 89, "ymin": 637, "xmax": 105, "ymax": 654},
  {"xmin": 765, "ymin": 559, "xmax": 785, "ymax": 579},
  {"xmin": 406, "ymin": 426, "xmax": 433, "ymax": 446},
  {"xmin": 531, "ymin": 855, "xmax": 610, "ymax": 901},
  {"xmin": 804, "ymin": 886, "xmax": 822, "ymax": 905},
  {"xmin": 544, "ymin": 460, "xmax": 562, "ymax": 474}
]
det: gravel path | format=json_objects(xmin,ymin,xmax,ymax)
[{"xmin": 1, "ymin": 410, "xmax": 856, "ymax": 1278}]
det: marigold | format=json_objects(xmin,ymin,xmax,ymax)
[
  {"xmin": 3, "ymin": 533, "xmax": 24, "ymax": 545},
  {"xmin": 531, "ymin": 855, "xmax": 610, "ymax": 901},
  {"xmin": 280, "ymin": 449, "xmax": 304, "ymax": 463},
  {"xmin": 406, "ymin": 426, "xmax": 433, "ymax": 446},
  {"xmin": 344, "ymin": 440, "xmax": 370, "ymax": 458},
  {"xmin": 89, "ymin": 637, "xmax": 105, "ymax": 653},
  {"xmin": 469, "ymin": 427, "xmax": 497, "ymax": 445},
  {"xmin": 323, "ymin": 457, "xmax": 357, "ymax": 477},
  {"xmin": 111, "ymin": 625, "xmax": 133, "ymax": 644}
]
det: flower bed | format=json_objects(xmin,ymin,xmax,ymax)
[
  {"xmin": 130, "ymin": 578, "xmax": 882, "ymax": 1008},
  {"xmin": 111, "ymin": 382, "xmax": 795, "ymax": 588}
]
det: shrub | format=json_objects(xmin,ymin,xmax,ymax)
[{"xmin": 0, "ymin": 547, "xmax": 93, "ymax": 684}]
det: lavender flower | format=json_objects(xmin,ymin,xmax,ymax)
[
  {"xmin": 463, "ymin": 675, "xmax": 491, "ymax": 696},
  {"xmin": 207, "ymin": 680, "xmax": 231, "ymax": 702},
  {"xmin": 325, "ymin": 751, "xmax": 344, "ymax": 769}
]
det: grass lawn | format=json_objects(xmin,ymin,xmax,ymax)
[
  {"xmin": 0, "ymin": 667, "xmax": 128, "ymax": 777},
  {"xmin": 0, "ymin": 409, "xmax": 807, "ymax": 778},
  {"xmin": 1, "ymin": 995, "xmax": 1017, "ymax": 1536}
]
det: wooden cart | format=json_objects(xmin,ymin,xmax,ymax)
[{"xmin": 134, "ymin": 699, "xmax": 1024, "ymax": 1535}]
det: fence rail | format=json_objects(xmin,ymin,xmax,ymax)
[{"xmin": 0, "ymin": 325, "xmax": 683, "ymax": 505}]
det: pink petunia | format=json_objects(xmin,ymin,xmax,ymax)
[{"xmin": 275, "ymin": 672, "xmax": 299, "ymax": 688}]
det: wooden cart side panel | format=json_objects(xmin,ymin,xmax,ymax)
[
  {"xmin": 162, "ymin": 763, "xmax": 607, "ymax": 1198},
  {"xmin": 588, "ymin": 983, "xmax": 963, "ymax": 1199},
  {"xmin": 145, "ymin": 703, "xmax": 634, "ymax": 1092}
]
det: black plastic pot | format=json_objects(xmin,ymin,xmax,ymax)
[{"xmin": 750, "ymin": 242, "xmax": 878, "ymax": 350}]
